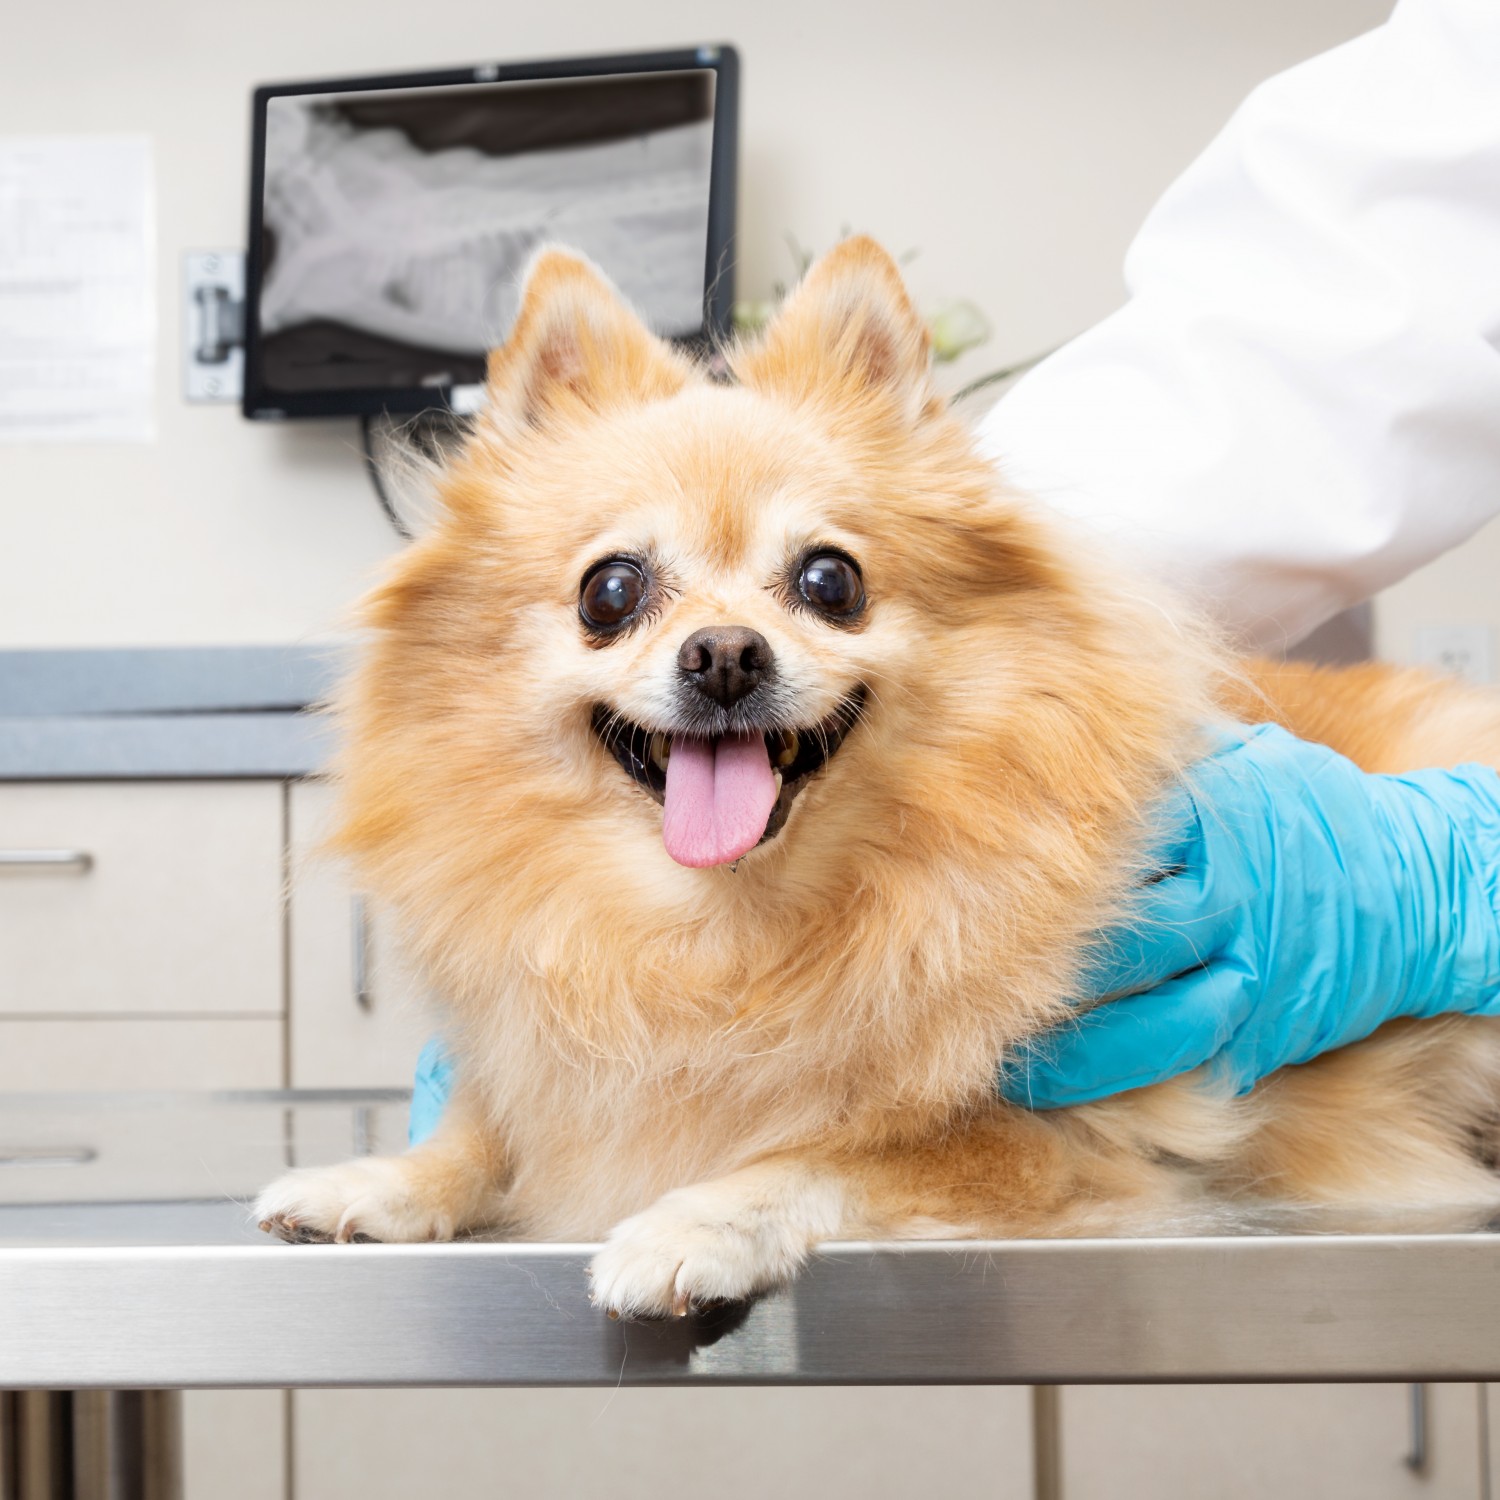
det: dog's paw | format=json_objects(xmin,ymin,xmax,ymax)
[
  {"xmin": 588, "ymin": 1186, "xmax": 810, "ymax": 1319},
  {"xmin": 254, "ymin": 1156, "xmax": 458, "ymax": 1245}
]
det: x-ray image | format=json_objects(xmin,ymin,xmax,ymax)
[{"xmin": 256, "ymin": 70, "xmax": 716, "ymax": 394}]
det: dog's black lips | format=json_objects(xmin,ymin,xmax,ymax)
[{"xmin": 590, "ymin": 687, "xmax": 868, "ymax": 848}]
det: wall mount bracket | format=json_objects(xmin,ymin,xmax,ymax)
[{"xmin": 182, "ymin": 250, "xmax": 245, "ymax": 403}]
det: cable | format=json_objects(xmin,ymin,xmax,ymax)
[{"xmin": 359, "ymin": 413, "xmax": 414, "ymax": 540}]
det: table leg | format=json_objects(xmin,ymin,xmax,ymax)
[{"xmin": 1, "ymin": 1391, "xmax": 180, "ymax": 1500}]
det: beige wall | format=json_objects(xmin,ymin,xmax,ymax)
[
  {"xmin": 1376, "ymin": 520, "xmax": 1500, "ymax": 678},
  {"xmin": 6, "ymin": 0, "xmax": 1453, "ymax": 655}
]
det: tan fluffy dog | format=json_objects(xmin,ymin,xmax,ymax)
[{"xmin": 256, "ymin": 238, "xmax": 1500, "ymax": 1317}]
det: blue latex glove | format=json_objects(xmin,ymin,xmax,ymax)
[
  {"xmin": 409, "ymin": 1036, "xmax": 452, "ymax": 1146},
  {"xmin": 1000, "ymin": 722, "xmax": 1500, "ymax": 1108}
]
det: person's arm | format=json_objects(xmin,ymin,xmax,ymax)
[
  {"xmin": 1000, "ymin": 724, "xmax": 1500, "ymax": 1108},
  {"xmin": 978, "ymin": 0, "xmax": 1500, "ymax": 652}
]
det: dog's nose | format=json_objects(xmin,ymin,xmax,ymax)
[{"xmin": 677, "ymin": 626, "xmax": 774, "ymax": 708}]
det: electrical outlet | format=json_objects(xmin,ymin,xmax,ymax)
[{"xmin": 1413, "ymin": 625, "xmax": 1495, "ymax": 685}]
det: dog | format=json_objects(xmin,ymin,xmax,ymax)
[{"xmin": 256, "ymin": 237, "xmax": 1500, "ymax": 1318}]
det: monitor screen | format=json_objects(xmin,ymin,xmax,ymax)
[{"xmin": 244, "ymin": 49, "xmax": 737, "ymax": 419}]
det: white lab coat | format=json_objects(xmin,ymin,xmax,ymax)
[{"xmin": 976, "ymin": 0, "xmax": 1500, "ymax": 653}]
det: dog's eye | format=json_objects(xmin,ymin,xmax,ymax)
[
  {"xmin": 580, "ymin": 560, "xmax": 647, "ymax": 631},
  {"xmin": 797, "ymin": 552, "xmax": 865, "ymax": 619}
]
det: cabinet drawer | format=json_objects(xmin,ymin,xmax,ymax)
[
  {"xmin": 0, "ymin": 1092, "xmax": 286, "ymax": 1206},
  {"xmin": 0, "ymin": 783, "xmax": 283, "ymax": 1016},
  {"xmin": 0, "ymin": 1095, "xmax": 398, "ymax": 1210},
  {"xmin": 0, "ymin": 1017, "xmax": 283, "ymax": 1090}
]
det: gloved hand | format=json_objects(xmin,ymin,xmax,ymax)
[
  {"xmin": 1000, "ymin": 723, "xmax": 1500, "ymax": 1108},
  {"xmin": 409, "ymin": 1036, "xmax": 453, "ymax": 1146}
]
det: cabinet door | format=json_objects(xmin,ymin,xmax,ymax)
[
  {"xmin": 287, "ymin": 781, "xmax": 429, "ymax": 1090},
  {"xmin": 0, "ymin": 782, "xmax": 283, "ymax": 1017},
  {"xmin": 1059, "ymin": 1383, "xmax": 1483, "ymax": 1499},
  {"xmin": 293, "ymin": 1387, "xmax": 1033, "ymax": 1500},
  {"xmin": 182, "ymin": 1391, "xmax": 286, "ymax": 1500}
]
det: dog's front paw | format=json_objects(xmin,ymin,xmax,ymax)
[
  {"xmin": 588, "ymin": 1186, "xmax": 811, "ymax": 1319},
  {"xmin": 254, "ymin": 1156, "xmax": 458, "ymax": 1245}
]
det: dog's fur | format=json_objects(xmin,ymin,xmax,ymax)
[{"xmin": 257, "ymin": 238, "xmax": 1500, "ymax": 1317}]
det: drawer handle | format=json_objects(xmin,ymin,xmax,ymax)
[
  {"xmin": 1405, "ymin": 1382, "xmax": 1428, "ymax": 1472},
  {"xmin": 0, "ymin": 1145, "xmax": 98, "ymax": 1167},
  {"xmin": 352, "ymin": 895, "xmax": 372, "ymax": 1012},
  {"xmin": 0, "ymin": 849, "xmax": 94, "ymax": 872}
]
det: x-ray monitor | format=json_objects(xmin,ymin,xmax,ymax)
[{"xmin": 243, "ymin": 47, "xmax": 738, "ymax": 419}]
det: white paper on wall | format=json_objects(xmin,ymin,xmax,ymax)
[{"xmin": 0, "ymin": 136, "xmax": 155, "ymax": 442}]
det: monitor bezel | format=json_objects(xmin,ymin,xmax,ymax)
[{"xmin": 242, "ymin": 45, "xmax": 739, "ymax": 421}]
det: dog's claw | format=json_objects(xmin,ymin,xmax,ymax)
[
  {"xmin": 260, "ymin": 1213, "xmax": 313, "ymax": 1244},
  {"xmin": 671, "ymin": 1288, "xmax": 691, "ymax": 1318},
  {"xmin": 266, "ymin": 1214, "xmax": 335, "ymax": 1246}
]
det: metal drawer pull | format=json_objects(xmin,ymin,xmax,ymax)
[
  {"xmin": 0, "ymin": 848, "xmax": 94, "ymax": 871},
  {"xmin": 0, "ymin": 1145, "xmax": 98, "ymax": 1167},
  {"xmin": 352, "ymin": 895, "xmax": 372, "ymax": 1012}
]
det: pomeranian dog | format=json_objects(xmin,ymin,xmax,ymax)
[{"xmin": 257, "ymin": 237, "xmax": 1500, "ymax": 1317}]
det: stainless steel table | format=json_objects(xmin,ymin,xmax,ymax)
[{"xmin": 2, "ymin": 1091, "xmax": 1497, "ymax": 1494}]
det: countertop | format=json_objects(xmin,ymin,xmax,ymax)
[{"xmin": 0, "ymin": 645, "xmax": 343, "ymax": 778}]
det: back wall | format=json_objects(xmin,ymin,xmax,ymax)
[{"xmin": 7, "ymin": 0, "xmax": 1433, "ymax": 653}]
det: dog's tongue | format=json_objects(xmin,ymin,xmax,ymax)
[{"xmin": 662, "ymin": 732, "xmax": 778, "ymax": 868}]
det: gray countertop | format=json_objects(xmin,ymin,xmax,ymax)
[
  {"xmin": 0, "ymin": 646, "xmax": 346, "ymax": 779},
  {"xmin": 0, "ymin": 1091, "xmax": 1497, "ymax": 1389}
]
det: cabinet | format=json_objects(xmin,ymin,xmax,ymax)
[
  {"xmin": 292, "ymin": 1386, "xmax": 1035, "ymax": 1500},
  {"xmin": 0, "ymin": 778, "xmax": 429, "ymax": 1094},
  {"xmin": 286, "ymin": 780, "xmax": 429, "ymax": 1089},
  {"xmin": 1056, "ymin": 1383, "xmax": 1484, "ymax": 1499},
  {"xmin": 0, "ymin": 778, "xmax": 304, "ymax": 1496},
  {"xmin": 289, "ymin": 1383, "xmax": 1490, "ymax": 1500},
  {"xmin": 0, "ymin": 781, "xmax": 285, "ymax": 1090}
]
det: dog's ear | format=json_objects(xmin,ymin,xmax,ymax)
[
  {"xmin": 736, "ymin": 237, "xmax": 936, "ymax": 421},
  {"xmin": 481, "ymin": 248, "xmax": 691, "ymax": 436}
]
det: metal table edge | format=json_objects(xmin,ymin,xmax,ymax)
[{"xmin": 2, "ymin": 1232, "xmax": 1497, "ymax": 1389}]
